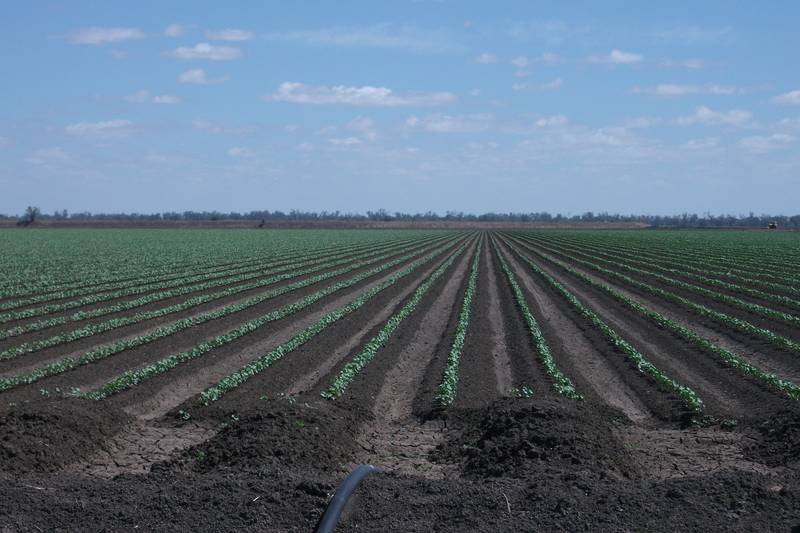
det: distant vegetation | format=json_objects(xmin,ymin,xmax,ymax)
[{"xmin": 1, "ymin": 208, "xmax": 798, "ymax": 228}]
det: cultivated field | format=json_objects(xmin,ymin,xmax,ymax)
[{"xmin": 1, "ymin": 228, "xmax": 799, "ymax": 531}]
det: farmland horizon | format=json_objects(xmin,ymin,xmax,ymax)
[{"xmin": 3, "ymin": 206, "xmax": 800, "ymax": 229}]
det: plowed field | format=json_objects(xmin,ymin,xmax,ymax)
[{"xmin": 1, "ymin": 228, "xmax": 799, "ymax": 531}]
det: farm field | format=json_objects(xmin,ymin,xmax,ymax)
[{"xmin": 1, "ymin": 228, "xmax": 800, "ymax": 531}]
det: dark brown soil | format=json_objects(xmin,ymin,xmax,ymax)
[
  {"xmin": 432, "ymin": 398, "xmax": 633, "ymax": 480},
  {"xmin": 0, "ymin": 398, "xmax": 130, "ymax": 473}
]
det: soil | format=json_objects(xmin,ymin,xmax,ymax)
[{"xmin": 2, "ymin": 231, "xmax": 800, "ymax": 531}]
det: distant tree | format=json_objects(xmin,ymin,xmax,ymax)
[{"xmin": 16, "ymin": 206, "xmax": 40, "ymax": 227}]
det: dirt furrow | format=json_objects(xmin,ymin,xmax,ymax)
[
  {"xmin": 294, "ymin": 239, "xmax": 474, "ymax": 479},
  {"xmin": 0, "ymin": 241, "xmax": 455, "ymax": 404},
  {"xmin": 349, "ymin": 242, "xmax": 473, "ymax": 478},
  {"xmin": 66, "ymin": 420, "xmax": 216, "ymax": 479},
  {"xmin": 189, "ymin": 241, "xmax": 471, "ymax": 414},
  {"xmin": 109, "ymin": 244, "xmax": 460, "ymax": 421},
  {"xmin": 450, "ymin": 236, "xmax": 512, "ymax": 407},
  {"xmin": 497, "ymin": 241, "xmax": 653, "ymax": 423},
  {"xmin": 0, "ymin": 239, "xmax": 434, "ymax": 357},
  {"xmin": 538, "ymin": 248, "xmax": 800, "ymax": 387},
  {"xmin": 509, "ymin": 238, "xmax": 792, "ymax": 419},
  {"xmin": 516, "ymin": 236, "xmax": 800, "ymax": 385},
  {"xmin": 525, "ymin": 237, "xmax": 800, "ymax": 343},
  {"xmin": 62, "ymin": 239, "xmax": 469, "ymax": 479}
]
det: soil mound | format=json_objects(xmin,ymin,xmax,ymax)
[
  {"xmin": 744, "ymin": 410, "xmax": 800, "ymax": 468},
  {"xmin": 183, "ymin": 399, "xmax": 367, "ymax": 473},
  {"xmin": 434, "ymin": 398, "xmax": 633, "ymax": 479},
  {"xmin": 0, "ymin": 398, "xmax": 129, "ymax": 473}
]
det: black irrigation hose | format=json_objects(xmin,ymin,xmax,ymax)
[{"xmin": 314, "ymin": 464, "xmax": 382, "ymax": 533}]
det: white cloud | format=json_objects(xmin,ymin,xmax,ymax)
[
  {"xmin": 624, "ymin": 116, "xmax": 662, "ymax": 129},
  {"xmin": 152, "ymin": 94, "xmax": 181, "ymax": 104},
  {"xmin": 588, "ymin": 49, "xmax": 643, "ymax": 64},
  {"xmin": 634, "ymin": 84, "xmax": 737, "ymax": 96},
  {"xmin": 65, "ymin": 119, "xmax": 134, "ymax": 137},
  {"xmin": 651, "ymin": 26, "xmax": 733, "ymax": 45},
  {"xmin": 509, "ymin": 20, "xmax": 588, "ymax": 46},
  {"xmin": 676, "ymin": 106, "xmax": 752, "ymax": 126},
  {"xmin": 267, "ymin": 82, "xmax": 457, "ymax": 107},
  {"xmin": 329, "ymin": 137, "xmax": 362, "ymax": 146},
  {"xmin": 168, "ymin": 42, "xmax": 241, "ymax": 60},
  {"xmin": 405, "ymin": 113, "xmax": 493, "ymax": 133},
  {"xmin": 125, "ymin": 90, "xmax": 151, "ymax": 103},
  {"xmin": 297, "ymin": 142, "xmax": 314, "ymax": 151},
  {"xmin": 511, "ymin": 55, "xmax": 529, "ymax": 67},
  {"xmin": 206, "ymin": 29, "xmax": 254, "ymax": 41},
  {"xmin": 514, "ymin": 70, "xmax": 530, "ymax": 78},
  {"xmin": 739, "ymin": 134, "xmax": 795, "ymax": 154},
  {"xmin": 126, "ymin": 90, "xmax": 181, "ymax": 104},
  {"xmin": 685, "ymin": 137, "xmax": 720, "ymax": 150},
  {"xmin": 65, "ymin": 27, "xmax": 145, "ymax": 45},
  {"xmin": 346, "ymin": 116, "xmax": 377, "ymax": 141},
  {"xmin": 538, "ymin": 52, "xmax": 562, "ymax": 64},
  {"xmin": 475, "ymin": 52, "xmax": 497, "ymax": 64},
  {"xmin": 468, "ymin": 89, "xmax": 481, "ymax": 96},
  {"xmin": 519, "ymin": 125, "xmax": 657, "ymax": 160},
  {"xmin": 164, "ymin": 24, "xmax": 185, "ymax": 37},
  {"xmin": 774, "ymin": 90, "xmax": 800, "ymax": 105},
  {"xmin": 0, "ymin": 136, "xmax": 9, "ymax": 147},
  {"xmin": 177, "ymin": 68, "xmax": 226, "ymax": 85},
  {"xmin": 513, "ymin": 79, "xmax": 561, "ymax": 92},
  {"xmin": 535, "ymin": 115, "xmax": 569, "ymax": 127},
  {"xmin": 26, "ymin": 147, "xmax": 70, "ymax": 165},
  {"xmin": 661, "ymin": 58, "xmax": 705, "ymax": 69},
  {"xmin": 264, "ymin": 25, "xmax": 459, "ymax": 53},
  {"xmin": 192, "ymin": 119, "xmax": 256, "ymax": 135},
  {"xmin": 541, "ymin": 78, "xmax": 563, "ymax": 90},
  {"xmin": 227, "ymin": 146, "xmax": 253, "ymax": 157}
]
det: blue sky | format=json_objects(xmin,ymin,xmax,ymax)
[{"xmin": 1, "ymin": 1, "xmax": 798, "ymax": 216}]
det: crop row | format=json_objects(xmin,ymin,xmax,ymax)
[
  {"xmin": 0, "ymin": 239, "xmax": 292, "ymax": 300},
  {"xmin": 534, "ymin": 232, "xmax": 800, "ymax": 298},
  {"xmin": 0, "ymin": 234, "xmax": 435, "ymax": 321},
  {"xmin": 509, "ymin": 235, "xmax": 800, "ymax": 356},
  {"xmin": 321, "ymin": 239, "xmax": 473, "ymax": 399},
  {"xmin": 534, "ymin": 232, "xmax": 800, "ymax": 289},
  {"xmin": 435, "ymin": 237, "xmax": 483, "ymax": 406},
  {"xmin": 0, "ymin": 236, "xmax": 445, "ymax": 360},
  {"xmin": 0, "ymin": 235, "xmax": 465, "ymax": 393},
  {"xmin": 523, "ymin": 234, "xmax": 800, "ymax": 320},
  {"xmin": 0, "ymin": 234, "xmax": 446, "ymax": 342},
  {"xmin": 0, "ymin": 230, "xmax": 447, "ymax": 301},
  {"xmin": 506, "ymin": 235, "xmax": 800, "ymax": 400},
  {"xmin": 510, "ymin": 235, "xmax": 800, "ymax": 353},
  {"xmin": 198, "ymin": 239, "xmax": 472, "ymax": 404},
  {"xmin": 499, "ymin": 236, "xmax": 704, "ymax": 414},
  {"xmin": 492, "ymin": 237, "xmax": 581, "ymax": 399},
  {"xmin": 82, "ymin": 236, "xmax": 470, "ymax": 400},
  {"xmin": 0, "ymin": 252, "xmax": 279, "ymax": 311},
  {"xmin": 526, "ymin": 234, "xmax": 800, "ymax": 308},
  {"xmin": 522, "ymin": 235, "xmax": 800, "ymax": 327}
]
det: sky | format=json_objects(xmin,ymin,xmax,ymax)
[{"xmin": 1, "ymin": 1, "xmax": 799, "ymax": 216}]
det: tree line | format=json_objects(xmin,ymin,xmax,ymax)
[{"xmin": 2, "ymin": 208, "xmax": 798, "ymax": 228}]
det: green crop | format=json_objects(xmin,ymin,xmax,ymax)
[{"xmin": 435, "ymin": 236, "xmax": 483, "ymax": 406}]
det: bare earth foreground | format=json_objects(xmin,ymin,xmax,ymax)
[{"xmin": 1, "ymin": 228, "xmax": 799, "ymax": 531}]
